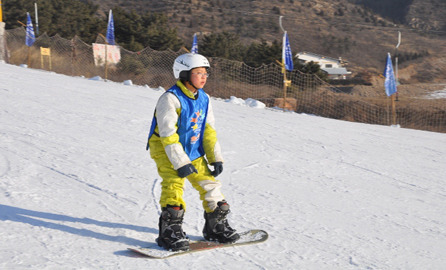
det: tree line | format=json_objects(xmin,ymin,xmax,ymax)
[
  {"xmin": 351, "ymin": 0, "xmax": 412, "ymax": 24},
  {"xmin": 3, "ymin": 0, "xmax": 325, "ymax": 76}
]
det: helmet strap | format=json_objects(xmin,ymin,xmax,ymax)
[
  {"xmin": 180, "ymin": 70, "xmax": 199, "ymax": 92},
  {"xmin": 185, "ymin": 80, "xmax": 199, "ymax": 92}
]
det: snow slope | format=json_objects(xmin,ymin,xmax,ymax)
[{"xmin": 1, "ymin": 62, "xmax": 445, "ymax": 269}]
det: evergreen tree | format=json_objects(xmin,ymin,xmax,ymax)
[
  {"xmin": 200, "ymin": 32, "xmax": 244, "ymax": 61},
  {"xmin": 300, "ymin": 61, "xmax": 328, "ymax": 80},
  {"xmin": 244, "ymin": 39, "xmax": 281, "ymax": 67},
  {"xmin": 3, "ymin": 0, "xmax": 183, "ymax": 50},
  {"xmin": 4, "ymin": 0, "xmax": 104, "ymax": 43},
  {"xmin": 112, "ymin": 7, "xmax": 145, "ymax": 51},
  {"xmin": 354, "ymin": 0, "xmax": 412, "ymax": 24},
  {"xmin": 140, "ymin": 12, "xmax": 183, "ymax": 51},
  {"xmin": 105, "ymin": 7, "xmax": 184, "ymax": 51},
  {"xmin": 3, "ymin": 0, "xmax": 34, "ymax": 27}
]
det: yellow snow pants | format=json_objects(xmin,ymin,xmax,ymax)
[{"xmin": 149, "ymin": 138, "xmax": 224, "ymax": 213}]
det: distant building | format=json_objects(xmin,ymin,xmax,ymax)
[{"xmin": 296, "ymin": 51, "xmax": 351, "ymax": 79}]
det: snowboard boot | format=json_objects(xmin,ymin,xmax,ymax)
[
  {"xmin": 157, "ymin": 205, "xmax": 189, "ymax": 251},
  {"xmin": 203, "ymin": 201, "xmax": 240, "ymax": 243}
]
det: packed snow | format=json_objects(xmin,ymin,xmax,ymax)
[
  {"xmin": 427, "ymin": 89, "xmax": 446, "ymax": 99},
  {"xmin": 0, "ymin": 62, "xmax": 445, "ymax": 269},
  {"xmin": 423, "ymin": 84, "xmax": 446, "ymax": 99}
]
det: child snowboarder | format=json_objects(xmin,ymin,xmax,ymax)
[{"xmin": 146, "ymin": 53, "xmax": 240, "ymax": 251}]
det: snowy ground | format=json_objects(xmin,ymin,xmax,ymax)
[
  {"xmin": 426, "ymin": 89, "xmax": 446, "ymax": 99},
  {"xmin": 1, "ymin": 62, "xmax": 445, "ymax": 269},
  {"xmin": 423, "ymin": 84, "xmax": 446, "ymax": 99}
]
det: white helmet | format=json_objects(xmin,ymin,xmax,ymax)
[{"xmin": 173, "ymin": 53, "xmax": 210, "ymax": 80}]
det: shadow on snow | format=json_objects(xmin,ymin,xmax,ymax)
[{"xmin": 0, "ymin": 204, "xmax": 156, "ymax": 247}]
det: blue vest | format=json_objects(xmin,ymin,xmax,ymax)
[{"xmin": 147, "ymin": 85, "xmax": 209, "ymax": 161}]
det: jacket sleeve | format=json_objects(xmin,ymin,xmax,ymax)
[
  {"xmin": 203, "ymin": 96, "xmax": 224, "ymax": 164},
  {"xmin": 155, "ymin": 92, "xmax": 191, "ymax": 170}
]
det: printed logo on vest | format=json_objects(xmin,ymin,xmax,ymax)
[{"xmin": 190, "ymin": 109, "xmax": 205, "ymax": 144}]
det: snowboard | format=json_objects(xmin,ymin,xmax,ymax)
[{"xmin": 128, "ymin": 229, "xmax": 268, "ymax": 259}]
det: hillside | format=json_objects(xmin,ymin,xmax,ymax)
[
  {"xmin": 407, "ymin": 0, "xmax": 446, "ymax": 32},
  {"xmin": 89, "ymin": 0, "xmax": 446, "ymax": 84}
]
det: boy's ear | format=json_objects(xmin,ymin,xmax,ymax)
[{"xmin": 179, "ymin": 70, "xmax": 190, "ymax": 81}]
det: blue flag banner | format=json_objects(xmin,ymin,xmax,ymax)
[
  {"xmin": 282, "ymin": 31, "xmax": 293, "ymax": 72},
  {"xmin": 191, "ymin": 33, "xmax": 198, "ymax": 54},
  {"xmin": 106, "ymin": 10, "xmax": 115, "ymax": 45},
  {"xmin": 25, "ymin": 12, "xmax": 35, "ymax": 47},
  {"xmin": 384, "ymin": 53, "xmax": 397, "ymax": 96}
]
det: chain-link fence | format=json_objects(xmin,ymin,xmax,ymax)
[{"xmin": 3, "ymin": 27, "xmax": 446, "ymax": 133}]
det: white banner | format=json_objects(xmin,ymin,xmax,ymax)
[
  {"xmin": 0, "ymin": 21, "xmax": 6, "ymax": 61},
  {"xmin": 92, "ymin": 43, "xmax": 121, "ymax": 66}
]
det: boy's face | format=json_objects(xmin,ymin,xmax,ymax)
[{"xmin": 189, "ymin": 67, "xmax": 208, "ymax": 90}]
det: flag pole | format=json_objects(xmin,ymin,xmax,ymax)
[
  {"xmin": 27, "ymin": 47, "xmax": 31, "ymax": 66},
  {"xmin": 104, "ymin": 42, "xmax": 108, "ymax": 80},
  {"xmin": 391, "ymin": 94, "xmax": 396, "ymax": 125},
  {"xmin": 25, "ymin": 12, "xmax": 36, "ymax": 67},
  {"xmin": 393, "ymin": 31, "xmax": 400, "ymax": 125},
  {"xmin": 282, "ymin": 56, "xmax": 288, "ymax": 111},
  {"xmin": 0, "ymin": 0, "xmax": 3, "ymax": 22},
  {"xmin": 105, "ymin": 11, "xmax": 110, "ymax": 80},
  {"xmin": 384, "ymin": 53, "xmax": 398, "ymax": 126},
  {"xmin": 395, "ymin": 31, "xmax": 401, "ymax": 101},
  {"xmin": 280, "ymin": 16, "xmax": 287, "ymax": 111},
  {"xmin": 104, "ymin": 9, "xmax": 116, "ymax": 80},
  {"xmin": 34, "ymin": 3, "xmax": 39, "ymax": 36},
  {"xmin": 191, "ymin": 33, "xmax": 198, "ymax": 54},
  {"xmin": 26, "ymin": 14, "xmax": 31, "ymax": 67}
]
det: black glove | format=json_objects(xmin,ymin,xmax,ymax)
[
  {"xmin": 210, "ymin": 162, "xmax": 223, "ymax": 177},
  {"xmin": 177, "ymin": 164, "xmax": 197, "ymax": 178}
]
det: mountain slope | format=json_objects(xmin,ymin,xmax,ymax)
[
  {"xmin": 1, "ymin": 62, "xmax": 446, "ymax": 268},
  {"xmin": 90, "ymin": 0, "xmax": 446, "ymax": 82},
  {"xmin": 406, "ymin": 0, "xmax": 446, "ymax": 31}
]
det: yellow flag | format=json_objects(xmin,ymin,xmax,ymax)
[{"xmin": 0, "ymin": 0, "xmax": 3, "ymax": 22}]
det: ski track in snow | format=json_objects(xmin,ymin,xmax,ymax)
[{"xmin": 0, "ymin": 63, "xmax": 446, "ymax": 269}]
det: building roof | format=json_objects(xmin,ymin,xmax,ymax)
[
  {"xmin": 321, "ymin": 67, "xmax": 351, "ymax": 75},
  {"xmin": 296, "ymin": 51, "xmax": 349, "ymax": 64}
]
